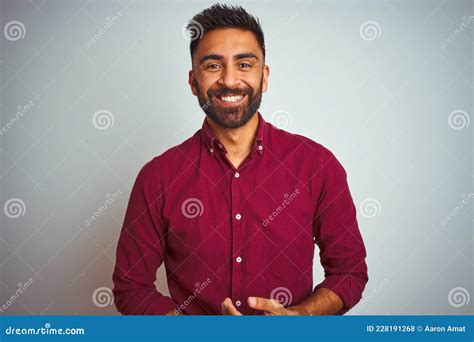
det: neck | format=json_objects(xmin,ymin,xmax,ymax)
[{"xmin": 206, "ymin": 112, "xmax": 259, "ymax": 157}]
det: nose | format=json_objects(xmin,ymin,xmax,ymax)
[{"xmin": 218, "ymin": 65, "xmax": 240, "ymax": 89}]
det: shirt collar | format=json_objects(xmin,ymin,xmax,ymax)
[{"xmin": 201, "ymin": 111, "xmax": 266, "ymax": 157}]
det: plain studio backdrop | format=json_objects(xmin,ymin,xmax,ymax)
[{"xmin": 0, "ymin": 0, "xmax": 472, "ymax": 315}]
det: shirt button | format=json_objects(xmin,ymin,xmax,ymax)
[
  {"xmin": 258, "ymin": 145, "xmax": 263, "ymax": 150},
  {"xmin": 235, "ymin": 300, "xmax": 241, "ymax": 307},
  {"xmin": 235, "ymin": 213, "xmax": 242, "ymax": 220},
  {"xmin": 209, "ymin": 147, "xmax": 214, "ymax": 153},
  {"xmin": 236, "ymin": 256, "xmax": 242, "ymax": 263},
  {"xmin": 234, "ymin": 172, "xmax": 240, "ymax": 178},
  {"xmin": 218, "ymin": 143, "xmax": 222, "ymax": 148}
]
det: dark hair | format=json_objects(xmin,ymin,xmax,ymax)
[{"xmin": 186, "ymin": 3, "xmax": 265, "ymax": 60}]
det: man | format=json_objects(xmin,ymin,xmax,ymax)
[{"xmin": 112, "ymin": 4, "xmax": 368, "ymax": 315}]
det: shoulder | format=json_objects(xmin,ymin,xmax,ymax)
[
  {"xmin": 135, "ymin": 131, "xmax": 200, "ymax": 185},
  {"xmin": 269, "ymin": 123, "xmax": 339, "ymax": 168}
]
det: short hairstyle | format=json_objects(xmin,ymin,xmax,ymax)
[{"xmin": 186, "ymin": 3, "xmax": 265, "ymax": 60}]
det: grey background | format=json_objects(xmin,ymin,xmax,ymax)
[{"xmin": 0, "ymin": 0, "xmax": 472, "ymax": 315}]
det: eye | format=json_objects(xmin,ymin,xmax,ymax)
[
  {"xmin": 205, "ymin": 63, "xmax": 222, "ymax": 70},
  {"xmin": 239, "ymin": 62, "xmax": 252, "ymax": 68}
]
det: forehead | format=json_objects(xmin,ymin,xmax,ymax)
[{"xmin": 193, "ymin": 27, "xmax": 262, "ymax": 59}]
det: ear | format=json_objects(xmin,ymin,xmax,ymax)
[
  {"xmin": 188, "ymin": 70, "xmax": 198, "ymax": 96},
  {"xmin": 262, "ymin": 65, "xmax": 270, "ymax": 93}
]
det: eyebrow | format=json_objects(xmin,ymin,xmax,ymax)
[{"xmin": 199, "ymin": 53, "xmax": 259, "ymax": 64}]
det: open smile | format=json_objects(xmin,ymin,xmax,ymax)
[{"xmin": 214, "ymin": 93, "xmax": 247, "ymax": 106}]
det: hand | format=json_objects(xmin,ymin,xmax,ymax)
[
  {"xmin": 221, "ymin": 297, "xmax": 243, "ymax": 315},
  {"xmin": 247, "ymin": 296, "xmax": 302, "ymax": 315},
  {"xmin": 166, "ymin": 308, "xmax": 183, "ymax": 315}
]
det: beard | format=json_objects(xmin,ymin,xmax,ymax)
[{"xmin": 194, "ymin": 76, "xmax": 263, "ymax": 129}]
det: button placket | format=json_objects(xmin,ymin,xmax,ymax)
[{"xmin": 230, "ymin": 167, "xmax": 243, "ymax": 310}]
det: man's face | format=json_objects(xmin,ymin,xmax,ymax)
[{"xmin": 188, "ymin": 28, "xmax": 269, "ymax": 129}]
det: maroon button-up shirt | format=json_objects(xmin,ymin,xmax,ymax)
[{"xmin": 112, "ymin": 112, "xmax": 368, "ymax": 315}]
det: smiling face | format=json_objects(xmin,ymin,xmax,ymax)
[{"xmin": 189, "ymin": 28, "xmax": 269, "ymax": 129}]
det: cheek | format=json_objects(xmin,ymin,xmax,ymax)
[
  {"xmin": 198, "ymin": 79, "xmax": 218, "ymax": 96},
  {"xmin": 194, "ymin": 82, "xmax": 209, "ymax": 97}
]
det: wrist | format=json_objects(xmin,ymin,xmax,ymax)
[{"xmin": 287, "ymin": 305, "xmax": 311, "ymax": 316}]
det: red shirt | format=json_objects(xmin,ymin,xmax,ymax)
[{"xmin": 112, "ymin": 112, "xmax": 368, "ymax": 315}]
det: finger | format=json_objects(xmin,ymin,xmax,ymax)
[
  {"xmin": 248, "ymin": 297, "xmax": 283, "ymax": 314},
  {"xmin": 222, "ymin": 298, "xmax": 243, "ymax": 316},
  {"xmin": 221, "ymin": 298, "xmax": 230, "ymax": 314},
  {"xmin": 220, "ymin": 300, "xmax": 227, "ymax": 315}
]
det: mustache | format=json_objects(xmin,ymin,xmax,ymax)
[{"xmin": 208, "ymin": 86, "xmax": 253, "ymax": 97}]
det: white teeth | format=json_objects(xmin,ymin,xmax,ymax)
[{"xmin": 219, "ymin": 95, "xmax": 243, "ymax": 103}]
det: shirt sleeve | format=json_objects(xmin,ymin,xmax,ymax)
[
  {"xmin": 312, "ymin": 146, "xmax": 368, "ymax": 314},
  {"xmin": 112, "ymin": 159, "xmax": 179, "ymax": 315}
]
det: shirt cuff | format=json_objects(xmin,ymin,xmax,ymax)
[
  {"xmin": 144, "ymin": 295, "xmax": 179, "ymax": 315},
  {"xmin": 313, "ymin": 275, "xmax": 359, "ymax": 315}
]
